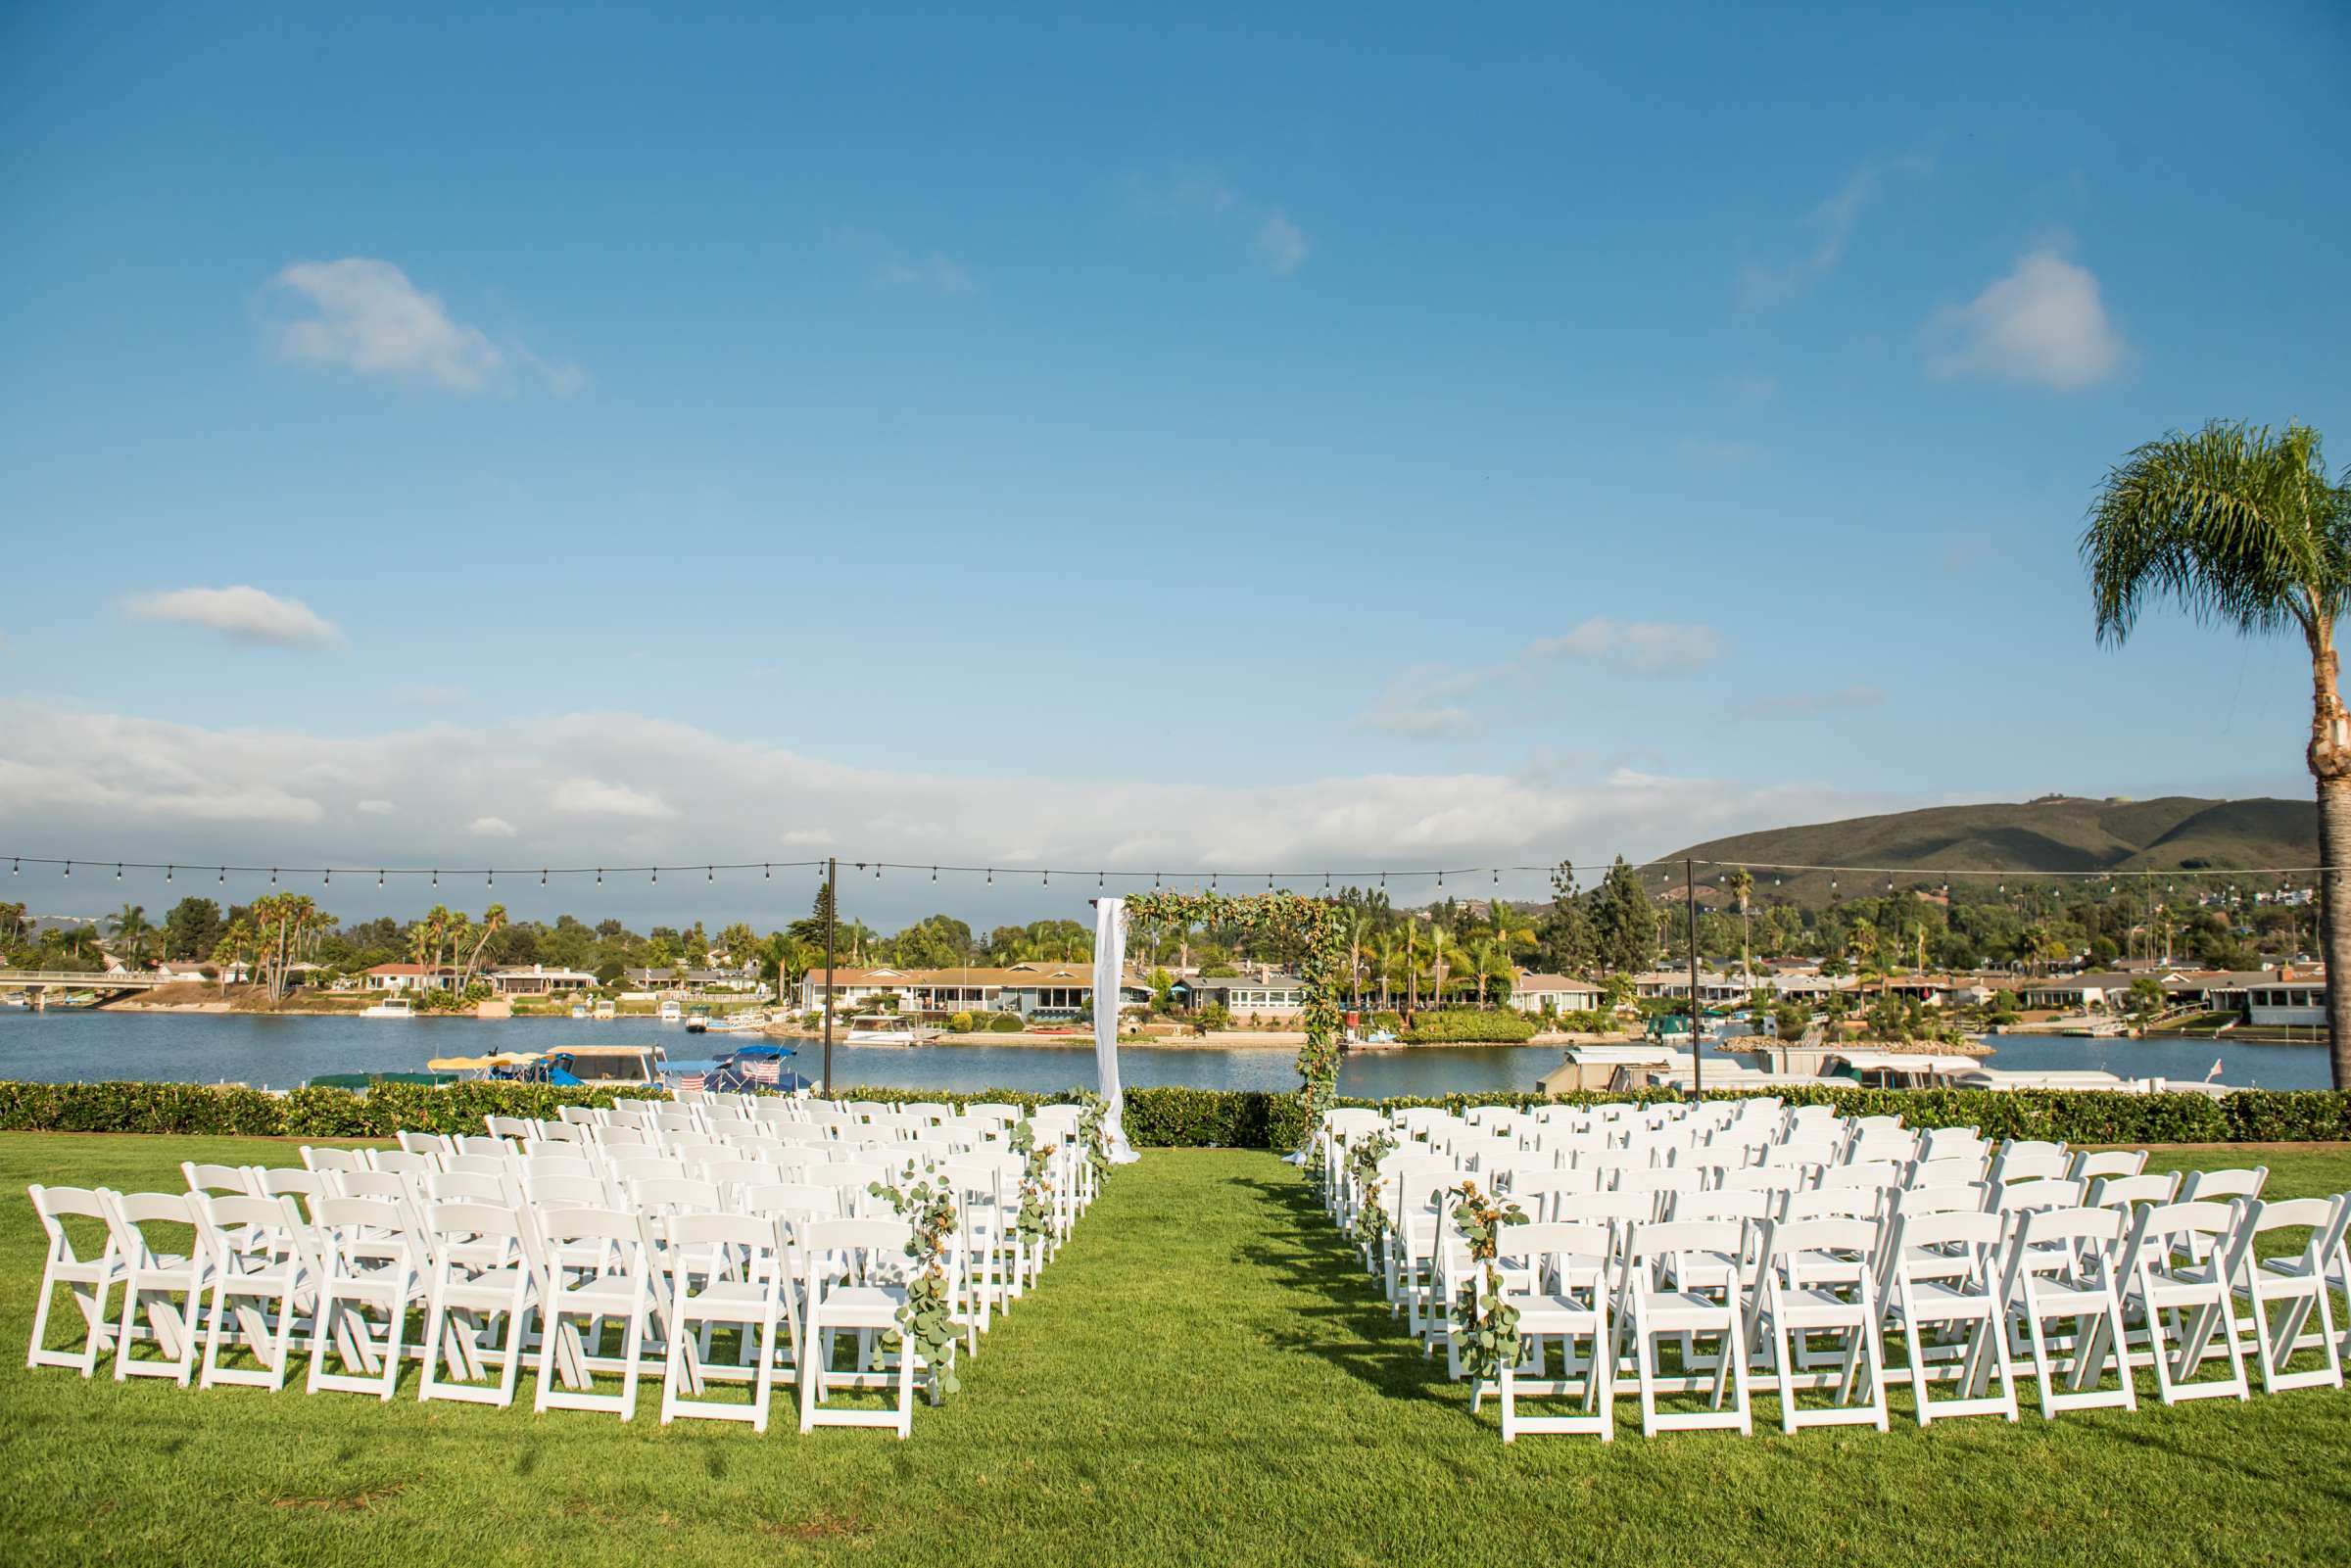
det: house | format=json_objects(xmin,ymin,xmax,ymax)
[
  {"xmin": 489, "ymin": 964, "xmax": 598, "ymax": 996},
  {"xmin": 1180, "ymin": 969, "xmax": 1309, "ymax": 1019},
  {"xmin": 1505, "ymin": 973, "xmax": 1606, "ymax": 1016},
  {"xmin": 624, "ymin": 967, "xmax": 761, "ymax": 995},
  {"xmin": 2244, "ymin": 966, "xmax": 2327, "ymax": 1026},
  {"xmin": 798, "ymin": 962, "xmax": 1100, "ymax": 1020},
  {"xmin": 362, "ymin": 963, "xmax": 461, "ymax": 993}
]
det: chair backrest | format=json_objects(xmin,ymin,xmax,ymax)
[
  {"xmin": 301, "ymin": 1146, "xmax": 369, "ymax": 1173},
  {"xmin": 426, "ymin": 1169, "xmax": 516, "ymax": 1206},
  {"xmin": 1991, "ymin": 1146, "xmax": 2069, "ymax": 1184},
  {"xmin": 524, "ymin": 1156, "xmax": 599, "ymax": 1184},
  {"xmin": 1918, "ymin": 1127, "xmax": 1990, "ymax": 1164},
  {"xmin": 255, "ymin": 1166, "xmax": 323, "ymax": 1217},
  {"xmin": 325, "ymin": 1169, "xmax": 415, "ymax": 1205},
  {"xmin": 523, "ymin": 1173, "xmax": 610, "ymax": 1210},
  {"xmin": 106, "ymin": 1190, "xmax": 199, "ymax": 1257},
  {"xmin": 371, "ymin": 1149, "xmax": 437, "ymax": 1177},
  {"xmin": 2231, "ymin": 1195, "xmax": 2351, "ymax": 1266},
  {"xmin": 1880, "ymin": 1209, "xmax": 2004, "ymax": 1297},
  {"xmin": 2119, "ymin": 1199, "xmax": 2241, "ymax": 1280},
  {"xmin": 396, "ymin": 1131, "xmax": 451, "ymax": 1159},
  {"xmin": 1758, "ymin": 1216, "xmax": 1880, "ymax": 1291},
  {"xmin": 1991, "ymin": 1177, "xmax": 2087, "ymax": 1215},
  {"xmin": 181, "ymin": 1162, "xmax": 257, "ymax": 1197},
  {"xmin": 483, "ymin": 1116, "xmax": 535, "ymax": 1140},
  {"xmin": 2177, "ymin": 1165, "xmax": 2269, "ymax": 1204},
  {"xmin": 1817, "ymin": 1161, "xmax": 1903, "ymax": 1193},
  {"xmin": 314, "ymin": 1195, "xmax": 417, "ymax": 1267},
  {"xmin": 28, "ymin": 1184, "xmax": 116, "ymax": 1263},
  {"xmin": 2070, "ymin": 1149, "xmax": 2147, "ymax": 1183},
  {"xmin": 2011, "ymin": 1204, "xmax": 2125, "ymax": 1257},
  {"xmin": 629, "ymin": 1176, "xmax": 723, "ymax": 1216},
  {"xmin": 553, "ymin": 1104, "xmax": 605, "ymax": 1127},
  {"xmin": 803, "ymin": 1218, "xmax": 918, "ymax": 1288},
  {"xmin": 740, "ymin": 1181, "xmax": 840, "ymax": 1220},
  {"xmin": 2087, "ymin": 1171, "xmax": 2182, "ymax": 1211},
  {"xmin": 1620, "ymin": 1218, "xmax": 1747, "ymax": 1277},
  {"xmin": 533, "ymin": 1205, "xmax": 646, "ymax": 1249},
  {"xmin": 1672, "ymin": 1188, "xmax": 1772, "ymax": 1224},
  {"xmin": 454, "ymin": 1134, "xmax": 514, "ymax": 1160},
  {"xmin": 667, "ymin": 1209, "xmax": 781, "ymax": 1257},
  {"xmin": 442, "ymin": 1154, "xmax": 511, "ymax": 1180},
  {"xmin": 195, "ymin": 1192, "xmax": 302, "ymax": 1259},
  {"xmin": 1782, "ymin": 1187, "xmax": 1882, "ymax": 1223},
  {"xmin": 1907, "ymin": 1157, "xmax": 1990, "ymax": 1190},
  {"xmin": 1890, "ymin": 1183, "xmax": 1989, "ymax": 1218}
]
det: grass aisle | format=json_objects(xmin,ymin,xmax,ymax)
[{"xmin": 1, "ymin": 1136, "xmax": 2348, "ymax": 1565}]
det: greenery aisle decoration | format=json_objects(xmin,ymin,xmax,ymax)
[
  {"xmin": 1009, "ymin": 1117, "xmax": 1056, "ymax": 1253},
  {"xmin": 1346, "ymin": 1128, "xmax": 1398, "ymax": 1254},
  {"xmin": 1449, "ymin": 1179, "xmax": 1529, "ymax": 1390},
  {"xmin": 866, "ymin": 1173, "xmax": 963, "ymax": 1402},
  {"xmin": 1074, "ymin": 1089, "xmax": 1112, "ymax": 1183},
  {"xmin": 1119, "ymin": 888, "xmax": 1348, "ymax": 1169}
]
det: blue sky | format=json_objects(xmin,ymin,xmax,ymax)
[{"xmin": 4, "ymin": 2, "xmax": 2350, "ymax": 926}]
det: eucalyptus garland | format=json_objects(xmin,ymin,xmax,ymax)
[
  {"xmin": 1073, "ymin": 1090, "xmax": 1112, "ymax": 1183},
  {"xmin": 1448, "ymin": 1179, "xmax": 1529, "ymax": 1388},
  {"xmin": 1118, "ymin": 888, "xmax": 1348, "ymax": 1171},
  {"xmin": 865, "ymin": 1175, "xmax": 963, "ymax": 1402},
  {"xmin": 1008, "ymin": 1117, "xmax": 1056, "ymax": 1248},
  {"xmin": 1346, "ymin": 1129, "xmax": 1398, "ymax": 1249}
]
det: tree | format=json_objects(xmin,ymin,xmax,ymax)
[
  {"xmin": 2126, "ymin": 975, "xmax": 2168, "ymax": 1023},
  {"xmin": 108, "ymin": 905, "xmax": 153, "ymax": 966},
  {"xmin": 2083, "ymin": 419, "xmax": 2351, "ymax": 1086},
  {"xmin": 789, "ymin": 882, "xmax": 839, "ymax": 949},
  {"xmin": 1589, "ymin": 857, "xmax": 1657, "ymax": 976},
  {"xmin": 162, "ymin": 897, "xmax": 224, "ymax": 961},
  {"xmin": 1464, "ymin": 937, "xmax": 1512, "ymax": 1007},
  {"xmin": 458, "ymin": 904, "xmax": 506, "ymax": 990},
  {"xmin": 1724, "ymin": 869, "xmax": 1754, "ymax": 986}
]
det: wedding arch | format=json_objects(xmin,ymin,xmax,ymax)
[{"xmin": 1113, "ymin": 888, "xmax": 1349, "ymax": 1157}]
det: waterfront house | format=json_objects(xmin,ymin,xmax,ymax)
[
  {"xmin": 488, "ymin": 964, "xmax": 598, "ymax": 996},
  {"xmin": 362, "ymin": 963, "xmax": 461, "ymax": 993},
  {"xmin": 1179, "ymin": 968, "xmax": 1309, "ymax": 1019},
  {"xmin": 798, "ymin": 962, "xmax": 1100, "ymax": 1021},
  {"xmin": 1505, "ymin": 973, "xmax": 1607, "ymax": 1016}
]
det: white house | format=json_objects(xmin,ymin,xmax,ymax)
[
  {"xmin": 489, "ymin": 964, "xmax": 598, "ymax": 995},
  {"xmin": 1506, "ymin": 973, "xmax": 1606, "ymax": 1015},
  {"xmin": 362, "ymin": 963, "xmax": 461, "ymax": 993}
]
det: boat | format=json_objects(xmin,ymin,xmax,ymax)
[
  {"xmin": 1, "ymin": 993, "xmax": 26, "ymax": 1010},
  {"xmin": 658, "ymin": 1000, "xmax": 684, "ymax": 1024},
  {"xmin": 593, "ymin": 999, "xmax": 616, "ymax": 1020},
  {"xmin": 540, "ymin": 1042, "xmax": 668, "ymax": 1087},
  {"xmin": 306, "ymin": 1069, "xmax": 457, "ymax": 1090},
  {"xmin": 706, "ymin": 1010, "xmax": 763, "ymax": 1034},
  {"xmin": 843, "ymin": 1012, "xmax": 938, "ymax": 1046},
  {"xmin": 568, "ymin": 1003, "xmax": 590, "ymax": 1020},
  {"xmin": 689, "ymin": 1041, "xmax": 813, "ymax": 1093},
  {"xmin": 360, "ymin": 997, "xmax": 415, "ymax": 1020},
  {"xmin": 685, "ymin": 1007, "xmax": 710, "ymax": 1034}
]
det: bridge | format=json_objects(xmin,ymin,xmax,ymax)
[{"xmin": 0, "ymin": 970, "xmax": 180, "ymax": 1009}]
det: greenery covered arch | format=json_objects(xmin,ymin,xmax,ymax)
[{"xmin": 1121, "ymin": 888, "xmax": 1347, "ymax": 1154}]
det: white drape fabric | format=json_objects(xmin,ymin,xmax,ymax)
[{"xmin": 1092, "ymin": 897, "xmax": 1141, "ymax": 1163}]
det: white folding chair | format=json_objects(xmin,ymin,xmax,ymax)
[
  {"xmin": 104, "ymin": 1191, "xmax": 209, "ymax": 1386},
  {"xmin": 2225, "ymin": 1195, "xmax": 2348, "ymax": 1395},
  {"xmin": 532, "ymin": 1207, "xmax": 657, "ymax": 1420},
  {"xmin": 1997, "ymin": 1207, "xmax": 2135, "ymax": 1418},
  {"xmin": 661, "ymin": 1212, "xmax": 787, "ymax": 1433},
  {"xmin": 798, "ymin": 1217, "xmax": 920, "ymax": 1438},
  {"xmin": 2115, "ymin": 1199, "xmax": 2249, "ymax": 1405},
  {"xmin": 1750, "ymin": 1217, "xmax": 1888, "ymax": 1433},
  {"xmin": 416, "ymin": 1201, "xmax": 538, "ymax": 1408},
  {"xmin": 193, "ymin": 1193, "xmax": 312, "ymax": 1392},
  {"xmin": 1611, "ymin": 1219, "xmax": 1753, "ymax": 1436},
  {"xmin": 307, "ymin": 1194, "xmax": 426, "ymax": 1401},
  {"xmin": 1878, "ymin": 1209, "xmax": 2017, "ymax": 1425},
  {"xmin": 1487, "ymin": 1220, "xmax": 1613, "ymax": 1442},
  {"xmin": 181, "ymin": 1162, "xmax": 260, "ymax": 1199},
  {"xmin": 25, "ymin": 1185, "xmax": 124, "ymax": 1375}
]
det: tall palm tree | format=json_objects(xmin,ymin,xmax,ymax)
[
  {"xmin": 1724, "ymin": 870, "xmax": 1754, "ymax": 987},
  {"xmin": 109, "ymin": 904, "xmax": 152, "ymax": 965},
  {"xmin": 1342, "ymin": 908, "xmax": 1375, "ymax": 1008},
  {"xmin": 459, "ymin": 904, "xmax": 506, "ymax": 990},
  {"xmin": 2084, "ymin": 419, "xmax": 2351, "ymax": 1086},
  {"xmin": 1465, "ymin": 937, "xmax": 1512, "ymax": 1008}
]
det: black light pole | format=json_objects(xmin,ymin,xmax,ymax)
[
  {"xmin": 1687, "ymin": 857, "xmax": 1703, "ymax": 1102},
  {"xmin": 822, "ymin": 855, "xmax": 838, "ymax": 1097}
]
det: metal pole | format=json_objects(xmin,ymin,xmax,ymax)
[
  {"xmin": 1686, "ymin": 858, "xmax": 1703, "ymax": 1102},
  {"xmin": 822, "ymin": 856, "xmax": 837, "ymax": 1097}
]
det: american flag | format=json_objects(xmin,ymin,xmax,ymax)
[
  {"xmin": 744, "ymin": 1058, "xmax": 782, "ymax": 1085},
  {"xmin": 672, "ymin": 1071, "xmax": 706, "ymax": 1093}
]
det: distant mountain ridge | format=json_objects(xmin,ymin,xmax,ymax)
[{"xmin": 1658, "ymin": 795, "xmax": 2316, "ymax": 901}]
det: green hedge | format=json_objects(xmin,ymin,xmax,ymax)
[
  {"xmin": 1398, "ymin": 1008, "xmax": 1538, "ymax": 1044},
  {"xmin": 0, "ymin": 1079, "xmax": 2345, "ymax": 1151}
]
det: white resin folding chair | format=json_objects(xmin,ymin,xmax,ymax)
[
  {"xmin": 2088, "ymin": 1171, "xmax": 2182, "ymax": 1215},
  {"xmin": 1750, "ymin": 1216, "xmax": 1889, "ymax": 1433},
  {"xmin": 416, "ymin": 1201, "xmax": 539, "ymax": 1407},
  {"xmin": 1484, "ymin": 1220, "xmax": 1613, "ymax": 1442},
  {"xmin": 1508, "ymin": 1169, "xmax": 1599, "ymax": 1223},
  {"xmin": 1997, "ymin": 1206, "xmax": 2135, "ymax": 1418},
  {"xmin": 2113, "ymin": 1200, "xmax": 2249, "ymax": 1405},
  {"xmin": 182, "ymin": 1163, "xmax": 259, "ymax": 1199},
  {"xmin": 371, "ymin": 1149, "xmax": 438, "ymax": 1179},
  {"xmin": 301, "ymin": 1146, "xmax": 370, "ymax": 1175},
  {"xmin": 1907, "ymin": 1157, "xmax": 1992, "ymax": 1192},
  {"xmin": 1917, "ymin": 1127, "xmax": 1990, "ymax": 1166},
  {"xmin": 105, "ymin": 1191, "xmax": 209, "ymax": 1386},
  {"xmin": 1990, "ymin": 1145, "xmax": 2070, "ymax": 1186},
  {"xmin": 2174, "ymin": 1166, "xmax": 2270, "ymax": 1265},
  {"xmin": 658, "ymin": 1212, "xmax": 791, "ymax": 1434},
  {"xmin": 798, "ymin": 1217, "xmax": 920, "ymax": 1438},
  {"xmin": 396, "ymin": 1131, "xmax": 454, "ymax": 1161},
  {"xmin": 2071, "ymin": 1149, "xmax": 2147, "ymax": 1184},
  {"xmin": 193, "ymin": 1193, "xmax": 312, "ymax": 1392},
  {"xmin": 532, "ymin": 1208, "xmax": 658, "ymax": 1420},
  {"xmin": 2225, "ymin": 1195, "xmax": 2348, "ymax": 1394},
  {"xmin": 306, "ymin": 1195, "xmax": 425, "ymax": 1401},
  {"xmin": 25, "ymin": 1185, "xmax": 124, "ymax": 1375},
  {"xmin": 256, "ymin": 1166, "xmax": 324, "ymax": 1222},
  {"xmin": 1878, "ymin": 1209, "xmax": 2017, "ymax": 1425},
  {"xmin": 483, "ymin": 1116, "xmax": 535, "ymax": 1140},
  {"xmin": 1611, "ymin": 1218, "xmax": 1753, "ymax": 1436}
]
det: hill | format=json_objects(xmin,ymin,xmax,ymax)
[{"xmin": 1657, "ymin": 794, "xmax": 2316, "ymax": 904}]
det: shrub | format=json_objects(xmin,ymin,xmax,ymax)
[
  {"xmin": 947, "ymin": 1011, "xmax": 975, "ymax": 1033},
  {"xmin": 1192, "ymin": 1003, "xmax": 1231, "ymax": 1035},
  {"xmin": 1399, "ymin": 1008, "xmax": 1538, "ymax": 1044},
  {"xmin": 986, "ymin": 1013, "xmax": 1026, "ymax": 1032}
]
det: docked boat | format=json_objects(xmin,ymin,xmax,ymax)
[
  {"xmin": 687, "ymin": 1041, "xmax": 813, "ymax": 1093},
  {"xmin": 658, "ymin": 1000, "xmax": 684, "ymax": 1024},
  {"xmin": 541, "ymin": 1043, "xmax": 668, "ymax": 1087},
  {"xmin": 843, "ymin": 1012, "xmax": 938, "ymax": 1046},
  {"xmin": 568, "ymin": 1002, "xmax": 591, "ymax": 1020},
  {"xmin": 593, "ymin": 998, "xmax": 616, "ymax": 1020},
  {"xmin": 360, "ymin": 997, "xmax": 415, "ymax": 1020},
  {"xmin": 685, "ymin": 1007, "xmax": 710, "ymax": 1034}
]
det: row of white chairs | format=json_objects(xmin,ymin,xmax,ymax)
[
  {"xmin": 1323, "ymin": 1109, "xmax": 2351, "ymax": 1442},
  {"xmin": 24, "ymin": 1101, "xmax": 1103, "ymax": 1439}
]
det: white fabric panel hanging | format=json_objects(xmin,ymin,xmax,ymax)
[{"xmin": 1092, "ymin": 897, "xmax": 1141, "ymax": 1164}]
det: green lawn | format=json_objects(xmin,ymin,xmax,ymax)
[{"xmin": 2, "ymin": 1134, "xmax": 2349, "ymax": 1566}]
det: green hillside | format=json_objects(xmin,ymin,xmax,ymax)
[{"xmin": 1659, "ymin": 794, "xmax": 2316, "ymax": 903}]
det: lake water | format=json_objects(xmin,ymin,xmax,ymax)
[{"xmin": 0, "ymin": 1012, "xmax": 2333, "ymax": 1094}]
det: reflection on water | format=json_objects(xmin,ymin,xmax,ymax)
[{"xmin": 0, "ymin": 1012, "xmax": 2331, "ymax": 1093}]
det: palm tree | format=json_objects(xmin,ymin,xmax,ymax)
[
  {"xmin": 1724, "ymin": 870, "xmax": 1754, "ymax": 987},
  {"xmin": 1342, "ymin": 908, "xmax": 1376, "ymax": 1008},
  {"xmin": 109, "ymin": 904, "xmax": 152, "ymax": 965},
  {"xmin": 1465, "ymin": 937, "xmax": 1512, "ymax": 1008},
  {"xmin": 2085, "ymin": 420, "xmax": 2351, "ymax": 1085},
  {"xmin": 459, "ymin": 903, "xmax": 506, "ymax": 990}
]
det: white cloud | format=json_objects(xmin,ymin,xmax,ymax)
[
  {"xmin": 468, "ymin": 816, "xmax": 518, "ymax": 838},
  {"xmin": 1741, "ymin": 155, "xmax": 1932, "ymax": 306},
  {"xmin": 1527, "ymin": 618, "xmax": 1723, "ymax": 676},
  {"xmin": 122, "ymin": 586, "xmax": 344, "ymax": 649},
  {"xmin": 0, "ymin": 698, "xmax": 1903, "ymax": 890},
  {"xmin": 824, "ymin": 226, "xmax": 977, "ymax": 294},
  {"xmin": 264, "ymin": 258, "xmax": 584, "ymax": 396},
  {"xmin": 1928, "ymin": 248, "xmax": 2125, "ymax": 389},
  {"xmin": 551, "ymin": 776, "xmax": 678, "ymax": 820},
  {"xmin": 1353, "ymin": 621, "xmax": 1722, "ymax": 739},
  {"xmin": 357, "ymin": 799, "xmax": 397, "ymax": 816},
  {"xmin": 1255, "ymin": 211, "xmax": 1309, "ymax": 277},
  {"xmin": 1757, "ymin": 686, "xmax": 1886, "ymax": 713},
  {"xmin": 779, "ymin": 829, "xmax": 835, "ymax": 847},
  {"xmin": 1131, "ymin": 166, "xmax": 1309, "ymax": 277}
]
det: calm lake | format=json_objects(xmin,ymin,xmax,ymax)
[{"xmin": 0, "ymin": 1012, "xmax": 2333, "ymax": 1094}]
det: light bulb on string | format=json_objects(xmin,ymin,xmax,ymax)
[
  {"xmin": 9, "ymin": 858, "xmax": 15, "ymax": 876},
  {"xmin": 323, "ymin": 869, "xmax": 330, "ymax": 886},
  {"xmin": 431, "ymin": 870, "xmax": 438, "ymax": 887},
  {"xmin": 377, "ymin": 870, "xmax": 384, "ymax": 888},
  {"xmin": 115, "ymin": 863, "xmax": 122, "ymax": 881},
  {"xmin": 166, "ymin": 866, "xmax": 173, "ymax": 883},
  {"xmin": 931, "ymin": 867, "xmax": 937, "ymax": 881},
  {"xmin": 1041, "ymin": 871, "xmax": 1049, "ymax": 886},
  {"xmin": 269, "ymin": 868, "xmax": 277, "ymax": 885},
  {"xmin": 707, "ymin": 866, "xmax": 714, "ymax": 881},
  {"xmin": 1267, "ymin": 874, "xmax": 1273, "ymax": 890},
  {"xmin": 763, "ymin": 864, "xmax": 771, "ymax": 879},
  {"xmin": 1098, "ymin": 872, "xmax": 1104, "ymax": 888},
  {"xmin": 596, "ymin": 869, "xmax": 603, "ymax": 885},
  {"xmin": 540, "ymin": 870, "xmax": 547, "ymax": 887},
  {"xmin": 986, "ymin": 869, "xmax": 992, "ymax": 884},
  {"xmin": 650, "ymin": 869, "xmax": 657, "ymax": 883},
  {"xmin": 217, "ymin": 868, "xmax": 224, "ymax": 884},
  {"xmin": 63, "ymin": 861, "xmax": 71, "ymax": 879}
]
